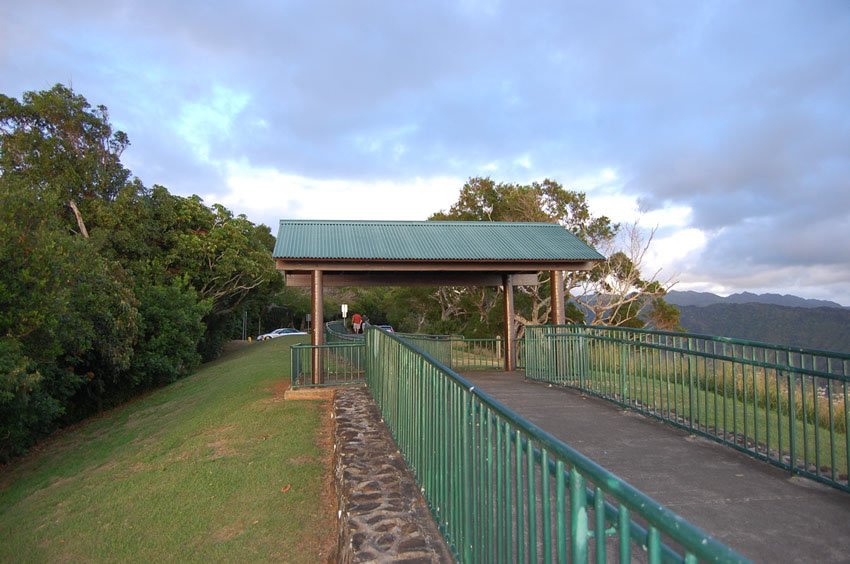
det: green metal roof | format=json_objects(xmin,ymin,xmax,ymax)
[{"xmin": 273, "ymin": 220, "xmax": 605, "ymax": 262}]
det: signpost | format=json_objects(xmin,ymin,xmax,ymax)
[{"xmin": 341, "ymin": 303, "xmax": 348, "ymax": 328}]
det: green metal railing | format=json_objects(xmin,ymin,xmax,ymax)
[
  {"xmin": 326, "ymin": 320, "xmax": 363, "ymax": 343},
  {"xmin": 365, "ymin": 327, "xmax": 744, "ymax": 563},
  {"xmin": 327, "ymin": 320, "xmax": 528, "ymax": 370},
  {"xmin": 397, "ymin": 333, "xmax": 526, "ymax": 371},
  {"xmin": 290, "ymin": 342, "xmax": 365, "ymax": 389},
  {"xmin": 525, "ymin": 324, "xmax": 850, "ymax": 492}
]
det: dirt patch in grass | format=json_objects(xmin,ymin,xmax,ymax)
[
  {"xmin": 211, "ymin": 523, "xmax": 245, "ymax": 544},
  {"xmin": 205, "ymin": 439, "xmax": 237, "ymax": 460},
  {"xmin": 204, "ymin": 425, "xmax": 239, "ymax": 460},
  {"xmin": 260, "ymin": 379, "xmax": 290, "ymax": 405},
  {"xmin": 287, "ymin": 454, "xmax": 318, "ymax": 465}
]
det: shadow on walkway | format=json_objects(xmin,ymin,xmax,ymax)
[{"xmin": 463, "ymin": 371, "xmax": 850, "ymax": 563}]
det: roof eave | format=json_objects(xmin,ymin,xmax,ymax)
[{"xmin": 275, "ymin": 257, "xmax": 603, "ymax": 272}]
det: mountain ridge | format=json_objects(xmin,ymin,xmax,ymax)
[
  {"xmin": 666, "ymin": 290, "xmax": 846, "ymax": 310},
  {"xmin": 675, "ymin": 302, "xmax": 850, "ymax": 353}
]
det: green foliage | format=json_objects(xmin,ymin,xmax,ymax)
[
  {"xmin": 427, "ymin": 177, "xmax": 617, "ymax": 337},
  {"xmin": 645, "ymin": 297, "xmax": 683, "ymax": 331},
  {"xmin": 0, "ymin": 338, "xmax": 62, "ymax": 461},
  {"xmin": 0, "ymin": 84, "xmax": 280, "ymax": 459},
  {"xmin": 168, "ymin": 200, "xmax": 282, "ymax": 359},
  {"xmin": 129, "ymin": 283, "xmax": 209, "ymax": 388},
  {"xmin": 0, "ymin": 84, "xmax": 131, "ymax": 229},
  {"xmin": 431, "ymin": 177, "xmax": 616, "ymax": 244},
  {"xmin": 565, "ymin": 301, "xmax": 586, "ymax": 325}
]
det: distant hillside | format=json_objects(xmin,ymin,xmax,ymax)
[
  {"xmin": 677, "ymin": 303, "xmax": 850, "ymax": 353},
  {"xmin": 667, "ymin": 290, "xmax": 846, "ymax": 309}
]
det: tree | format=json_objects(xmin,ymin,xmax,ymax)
[
  {"xmin": 164, "ymin": 198, "xmax": 282, "ymax": 358},
  {"xmin": 645, "ymin": 297, "xmax": 683, "ymax": 332},
  {"xmin": 129, "ymin": 283, "xmax": 208, "ymax": 388},
  {"xmin": 89, "ymin": 185, "xmax": 282, "ymax": 359},
  {"xmin": 0, "ymin": 84, "xmax": 282, "ymax": 458},
  {"xmin": 428, "ymin": 177, "xmax": 675, "ymax": 336},
  {"xmin": 429, "ymin": 177, "xmax": 616, "ymax": 337},
  {"xmin": 0, "ymin": 337, "xmax": 61, "ymax": 461},
  {"xmin": 572, "ymin": 221, "xmax": 677, "ymax": 329},
  {"xmin": 0, "ymin": 84, "xmax": 131, "ymax": 235}
]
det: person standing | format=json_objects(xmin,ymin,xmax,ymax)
[{"xmin": 352, "ymin": 312, "xmax": 362, "ymax": 334}]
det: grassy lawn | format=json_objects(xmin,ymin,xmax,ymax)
[
  {"xmin": 578, "ymin": 368, "xmax": 849, "ymax": 476},
  {"xmin": 0, "ymin": 336, "xmax": 336, "ymax": 562}
]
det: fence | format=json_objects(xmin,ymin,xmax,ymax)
[
  {"xmin": 325, "ymin": 320, "xmax": 364, "ymax": 343},
  {"xmin": 326, "ymin": 320, "xmax": 527, "ymax": 371},
  {"xmin": 396, "ymin": 333, "xmax": 526, "ymax": 371},
  {"xmin": 525, "ymin": 324, "xmax": 850, "ymax": 492},
  {"xmin": 365, "ymin": 327, "xmax": 744, "ymax": 563},
  {"xmin": 290, "ymin": 342, "xmax": 365, "ymax": 389}
]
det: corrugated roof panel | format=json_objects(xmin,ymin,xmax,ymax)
[{"xmin": 273, "ymin": 220, "xmax": 605, "ymax": 261}]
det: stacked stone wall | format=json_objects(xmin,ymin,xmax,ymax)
[{"xmin": 334, "ymin": 386, "xmax": 453, "ymax": 563}]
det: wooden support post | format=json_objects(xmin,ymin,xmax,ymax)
[
  {"xmin": 550, "ymin": 269, "xmax": 566, "ymax": 379},
  {"xmin": 550, "ymin": 269, "xmax": 565, "ymax": 325},
  {"xmin": 503, "ymin": 274, "xmax": 515, "ymax": 372},
  {"xmin": 311, "ymin": 270, "xmax": 324, "ymax": 385}
]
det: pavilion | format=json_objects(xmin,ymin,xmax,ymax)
[{"xmin": 272, "ymin": 220, "xmax": 605, "ymax": 381}]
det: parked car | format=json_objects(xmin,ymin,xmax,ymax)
[
  {"xmin": 257, "ymin": 328, "xmax": 306, "ymax": 340},
  {"xmin": 375, "ymin": 325, "xmax": 395, "ymax": 333}
]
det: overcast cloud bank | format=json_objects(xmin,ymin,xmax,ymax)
[{"xmin": 2, "ymin": 0, "xmax": 848, "ymax": 304}]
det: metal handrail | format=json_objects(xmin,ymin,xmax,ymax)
[
  {"xmin": 365, "ymin": 327, "xmax": 745, "ymax": 562},
  {"xmin": 290, "ymin": 342, "xmax": 365, "ymax": 389},
  {"xmin": 525, "ymin": 324, "xmax": 850, "ymax": 492}
]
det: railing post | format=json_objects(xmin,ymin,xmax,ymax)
[
  {"xmin": 620, "ymin": 340, "xmax": 627, "ymax": 401},
  {"xmin": 687, "ymin": 337, "xmax": 695, "ymax": 430},
  {"xmin": 311, "ymin": 270, "xmax": 324, "ymax": 385},
  {"xmin": 570, "ymin": 468, "xmax": 588, "ymax": 562},
  {"xmin": 291, "ymin": 345, "xmax": 300, "ymax": 389}
]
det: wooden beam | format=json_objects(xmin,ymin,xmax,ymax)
[{"xmin": 283, "ymin": 271, "xmax": 540, "ymax": 288}]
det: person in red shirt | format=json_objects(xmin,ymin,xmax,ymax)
[{"xmin": 352, "ymin": 313, "xmax": 362, "ymax": 334}]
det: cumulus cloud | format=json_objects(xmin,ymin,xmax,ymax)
[
  {"xmin": 2, "ymin": 0, "xmax": 849, "ymax": 303},
  {"xmin": 214, "ymin": 161, "xmax": 463, "ymax": 228}
]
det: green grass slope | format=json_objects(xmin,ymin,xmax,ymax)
[{"xmin": 0, "ymin": 336, "xmax": 336, "ymax": 562}]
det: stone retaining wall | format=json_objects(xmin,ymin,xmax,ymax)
[{"xmin": 334, "ymin": 386, "xmax": 453, "ymax": 563}]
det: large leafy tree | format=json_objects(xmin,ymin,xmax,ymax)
[
  {"xmin": 0, "ymin": 84, "xmax": 131, "ymax": 235},
  {"xmin": 0, "ymin": 84, "xmax": 280, "ymax": 459},
  {"xmin": 428, "ymin": 177, "xmax": 613, "ymax": 337},
  {"xmin": 0, "ymin": 87, "xmax": 140, "ymax": 423},
  {"xmin": 428, "ymin": 177, "xmax": 675, "ymax": 336}
]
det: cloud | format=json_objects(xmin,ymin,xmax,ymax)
[
  {"xmin": 213, "ymin": 161, "xmax": 463, "ymax": 228},
  {"xmin": 175, "ymin": 86, "xmax": 251, "ymax": 162},
  {"xmin": 2, "ymin": 0, "xmax": 849, "ymax": 303}
]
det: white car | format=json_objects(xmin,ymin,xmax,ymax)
[{"xmin": 257, "ymin": 328, "xmax": 307, "ymax": 340}]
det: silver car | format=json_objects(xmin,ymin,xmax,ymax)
[{"xmin": 257, "ymin": 328, "xmax": 307, "ymax": 340}]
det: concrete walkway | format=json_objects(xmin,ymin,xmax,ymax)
[{"xmin": 462, "ymin": 371, "xmax": 850, "ymax": 563}]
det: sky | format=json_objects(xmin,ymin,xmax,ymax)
[{"xmin": 2, "ymin": 1, "xmax": 849, "ymax": 305}]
